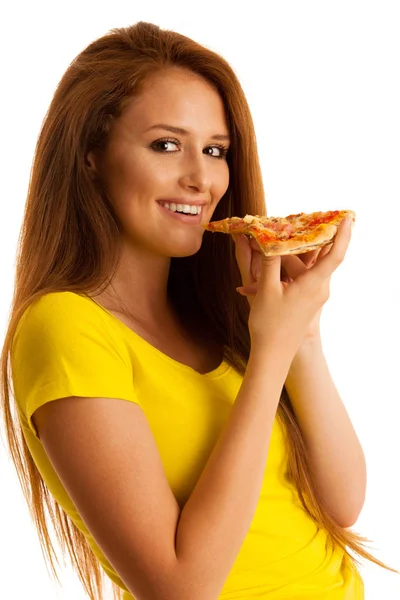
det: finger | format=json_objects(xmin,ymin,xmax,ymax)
[
  {"xmin": 303, "ymin": 217, "xmax": 353, "ymax": 282},
  {"xmin": 259, "ymin": 253, "xmax": 282, "ymax": 291},
  {"xmin": 248, "ymin": 237, "xmax": 265, "ymax": 281},
  {"xmin": 233, "ymin": 234, "xmax": 254, "ymax": 287},
  {"xmin": 282, "ymin": 275, "xmax": 294, "ymax": 284},
  {"xmin": 297, "ymin": 248, "xmax": 321, "ymax": 268},
  {"xmin": 251, "ymin": 251, "xmax": 263, "ymax": 281},
  {"xmin": 236, "ymin": 283, "xmax": 258, "ymax": 296},
  {"xmin": 281, "ymin": 254, "xmax": 308, "ymax": 280},
  {"xmin": 237, "ymin": 275, "xmax": 292, "ymax": 296},
  {"xmin": 317, "ymin": 243, "xmax": 333, "ymax": 260}
]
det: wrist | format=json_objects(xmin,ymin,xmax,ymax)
[
  {"xmin": 296, "ymin": 334, "xmax": 323, "ymax": 354},
  {"xmin": 289, "ymin": 337, "xmax": 324, "ymax": 373},
  {"xmin": 249, "ymin": 343, "xmax": 293, "ymax": 377}
]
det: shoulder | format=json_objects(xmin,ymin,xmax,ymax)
[
  {"xmin": 15, "ymin": 292, "xmax": 101, "ymax": 336},
  {"xmin": 20, "ymin": 291, "xmax": 94, "ymax": 321},
  {"xmin": 12, "ymin": 292, "xmax": 137, "ymax": 437},
  {"xmin": 12, "ymin": 291, "xmax": 124, "ymax": 365}
]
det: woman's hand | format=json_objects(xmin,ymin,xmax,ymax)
[{"xmin": 233, "ymin": 234, "xmax": 339, "ymax": 344}]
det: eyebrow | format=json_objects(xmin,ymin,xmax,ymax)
[{"xmin": 144, "ymin": 123, "xmax": 231, "ymax": 142}]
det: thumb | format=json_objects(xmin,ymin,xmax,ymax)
[{"xmin": 259, "ymin": 253, "xmax": 282, "ymax": 290}]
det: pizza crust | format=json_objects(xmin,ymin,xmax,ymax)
[{"xmin": 249, "ymin": 224, "xmax": 338, "ymax": 256}]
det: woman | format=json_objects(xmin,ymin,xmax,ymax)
[{"xmin": 1, "ymin": 21, "xmax": 397, "ymax": 600}]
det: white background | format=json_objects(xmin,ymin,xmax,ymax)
[{"xmin": 0, "ymin": 1, "xmax": 399, "ymax": 599}]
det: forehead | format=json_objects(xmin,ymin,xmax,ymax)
[{"xmin": 120, "ymin": 68, "xmax": 228, "ymax": 132}]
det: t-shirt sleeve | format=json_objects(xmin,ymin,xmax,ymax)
[{"xmin": 11, "ymin": 292, "xmax": 140, "ymax": 440}]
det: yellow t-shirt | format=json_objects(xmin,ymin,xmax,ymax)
[{"xmin": 11, "ymin": 291, "xmax": 364, "ymax": 599}]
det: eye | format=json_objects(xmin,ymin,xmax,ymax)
[
  {"xmin": 151, "ymin": 139, "xmax": 179, "ymax": 152},
  {"xmin": 151, "ymin": 138, "xmax": 229, "ymax": 159},
  {"xmin": 205, "ymin": 145, "xmax": 229, "ymax": 159}
]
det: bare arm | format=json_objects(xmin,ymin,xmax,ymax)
[
  {"xmin": 33, "ymin": 347, "xmax": 292, "ymax": 600},
  {"xmin": 285, "ymin": 337, "xmax": 366, "ymax": 527},
  {"xmin": 174, "ymin": 349, "xmax": 291, "ymax": 599}
]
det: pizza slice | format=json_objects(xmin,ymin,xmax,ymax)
[{"xmin": 203, "ymin": 209, "xmax": 356, "ymax": 256}]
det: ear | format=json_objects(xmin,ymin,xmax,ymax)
[{"xmin": 85, "ymin": 150, "xmax": 99, "ymax": 179}]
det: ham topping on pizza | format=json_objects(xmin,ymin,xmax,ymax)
[{"xmin": 203, "ymin": 210, "xmax": 355, "ymax": 254}]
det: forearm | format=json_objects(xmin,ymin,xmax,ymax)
[
  {"xmin": 175, "ymin": 349, "xmax": 290, "ymax": 600},
  {"xmin": 285, "ymin": 337, "xmax": 366, "ymax": 528}
]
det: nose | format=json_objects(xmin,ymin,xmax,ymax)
[{"xmin": 178, "ymin": 152, "xmax": 212, "ymax": 192}]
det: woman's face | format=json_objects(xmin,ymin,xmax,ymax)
[{"xmin": 88, "ymin": 67, "xmax": 230, "ymax": 258}]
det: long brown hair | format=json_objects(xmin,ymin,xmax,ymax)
[{"xmin": 1, "ymin": 21, "xmax": 397, "ymax": 600}]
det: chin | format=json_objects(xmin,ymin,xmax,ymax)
[
  {"xmin": 167, "ymin": 239, "xmax": 203, "ymax": 258},
  {"xmin": 169, "ymin": 249, "xmax": 201, "ymax": 259}
]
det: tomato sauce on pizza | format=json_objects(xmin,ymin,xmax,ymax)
[{"xmin": 203, "ymin": 209, "xmax": 355, "ymax": 256}]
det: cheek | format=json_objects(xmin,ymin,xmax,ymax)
[
  {"xmin": 130, "ymin": 155, "xmax": 174, "ymax": 191},
  {"xmin": 214, "ymin": 163, "xmax": 230, "ymax": 197},
  {"xmin": 108, "ymin": 156, "xmax": 161, "ymax": 203}
]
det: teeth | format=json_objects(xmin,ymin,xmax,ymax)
[{"xmin": 160, "ymin": 202, "xmax": 202, "ymax": 215}]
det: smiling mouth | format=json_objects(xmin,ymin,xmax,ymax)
[
  {"xmin": 157, "ymin": 201, "xmax": 204, "ymax": 216},
  {"xmin": 156, "ymin": 201, "xmax": 205, "ymax": 225}
]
